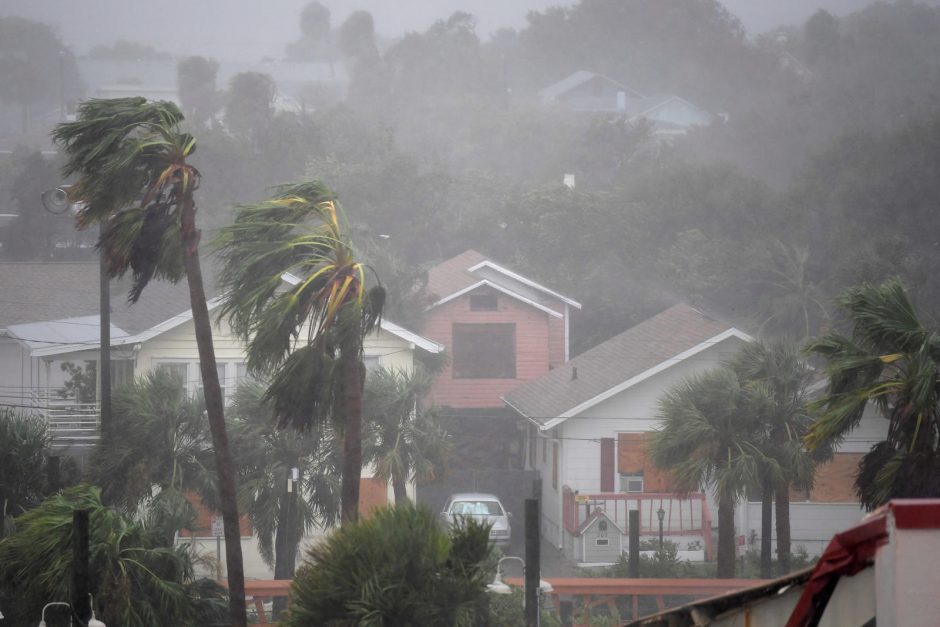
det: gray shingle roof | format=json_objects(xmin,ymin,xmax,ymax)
[
  {"xmin": 0, "ymin": 261, "xmax": 218, "ymax": 335},
  {"xmin": 503, "ymin": 303, "xmax": 738, "ymax": 421}
]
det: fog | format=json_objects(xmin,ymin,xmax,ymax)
[
  {"xmin": 2, "ymin": 0, "xmax": 940, "ymax": 621},
  {"xmin": 4, "ymin": 0, "xmax": 930, "ymax": 59}
]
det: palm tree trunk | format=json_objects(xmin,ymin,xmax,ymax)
[
  {"xmin": 717, "ymin": 496, "xmax": 736, "ymax": 578},
  {"xmin": 775, "ymin": 478, "xmax": 791, "ymax": 574},
  {"xmin": 760, "ymin": 474, "xmax": 773, "ymax": 578},
  {"xmin": 392, "ymin": 473, "xmax": 408, "ymax": 504},
  {"xmin": 340, "ymin": 343, "xmax": 364, "ymax": 524},
  {"xmin": 181, "ymin": 199, "xmax": 247, "ymax": 627}
]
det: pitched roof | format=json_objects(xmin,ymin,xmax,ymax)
[
  {"xmin": 503, "ymin": 304, "xmax": 750, "ymax": 426},
  {"xmin": 0, "ymin": 261, "xmax": 211, "ymax": 336},
  {"xmin": 540, "ymin": 70, "xmax": 645, "ymax": 102},
  {"xmin": 426, "ymin": 250, "xmax": 581, "ymax": 310}
]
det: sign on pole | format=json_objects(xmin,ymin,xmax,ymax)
[{"xmin": 211, "ymin": 515, "xmax": 224, "ymax": 537}]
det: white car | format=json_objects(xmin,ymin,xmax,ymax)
[{"xmin": 440, "ymin": 492, "xmax": 512, "ymax": 547}]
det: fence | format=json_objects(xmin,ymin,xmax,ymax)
[
  {"xmin": 563, "ymin": 486, "xmax": 713, "ymax": 558},
  {"xmin": 29, "ymin": 389, "xmax": 100, "ymax": 447}
]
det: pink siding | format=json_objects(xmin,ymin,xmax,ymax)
[{"xmin": 423, "ymin": 293, "xmax": 569, "ymax": 408}]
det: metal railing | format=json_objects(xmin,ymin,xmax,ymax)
[{"xmin": 29, "ymin": 389, "xmax": 100, "ymax": 447}]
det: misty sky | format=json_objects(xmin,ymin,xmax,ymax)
[{"xmin": 2, "ymin": 0, "xmax": 928, "ymax": 61}]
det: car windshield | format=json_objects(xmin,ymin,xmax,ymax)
[{"xmin": 449, "ymin": 500, "xmax": 503, "ymax": 516}]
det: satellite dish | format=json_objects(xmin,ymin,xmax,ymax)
[{"xmin": 40, "ymin": 186, "xmax": 73, "ymax": 214}]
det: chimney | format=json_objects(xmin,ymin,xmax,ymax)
[
  {"xmin": 571, "ymin": 366, "xmax": 578, "ymax": 381},
  {"xmin": 617, "ymin": 90, "xmax": 627, "ymax": 111},
  {"xmin": 563, "ymin": 174, "xmax": 575, "ymax": 189}
]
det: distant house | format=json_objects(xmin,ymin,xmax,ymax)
[
  {"xmin": 0, "ymin": 261, "xmax": 443, "ymax": 579},
  {"xmin": 423, "ymin": 250, "xmax": 581, "ymax": 411},
  {"xmin": 540, "ymin": 70, "xmax": 715, "ymax": 135}
]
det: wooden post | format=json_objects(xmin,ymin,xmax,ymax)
[
  {"xmin": 628, "ymin": 510, "xmax": 640, "ymax": 578},
  {"xmin": 72, "ymin": 509, "xmax": 91, "ymax": 623},
  {"xmin": 525, "ymin": 498, "xmax": 540, "ymax": 627},
  {"xmin": 560, "ymin": 600, "xmax": 573, "ymax": 627}
]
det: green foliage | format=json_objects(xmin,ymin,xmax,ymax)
[
  {"xmin": 363, "ymin": 366, "xmax": 452, "ymax": 500},
  {"xmin": 0, "ymin": 485, "xmax": 228, "ymax": 626},
  {"xmin": 0, "ymin": 410, "xmax": 49, "ymax": 535},
  {"xmin": 283, "ymin": 502, "xmax": 492, "ymax": 626},
  {"xmin": 225, "ymin": 71, "xmax": 276, "ymax": 137},
  {"xmin": 86, "ymin": 370, "xmax": 215, "ymax": 527},
  {"xmin": 807, "ymin": 279, "xmax": 940, "ymax": 509},
  {"xmin": 228, "ymin": 380, "xmax": 341, "ymax": 572},
  {"xmin": 89, "ymin": 40, "xmax": 171, "ymax": 60},
  {"xmin": 59, "ymin": 360, "xmax": 98, "ymax": 403},
  {"xmin": 177, "ymin": 55, "xmax": 221, "ymax": 126}
]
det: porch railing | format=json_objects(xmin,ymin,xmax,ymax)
[
  {"xmin": 29, "ymin": 389, "xmax": 100, "ymax": 446},
  {"xmin": 563, "ymin": 486, "xmax": 713, "ymax": 558}
]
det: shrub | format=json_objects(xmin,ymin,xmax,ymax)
[{"xmin": 284, "ymin": 502, "xmax": 492, "ymax": 626}]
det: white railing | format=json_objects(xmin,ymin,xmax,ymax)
[{"xmin": 29, "ymin": 389, "xmax": 100, "ymax": 447}]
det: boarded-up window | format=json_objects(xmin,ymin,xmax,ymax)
[
  {"xmin": 617, "ymin": 433, "xmax": 673, "ymax": 493},
  {"xmin": 600, "ymin": 438, "xmax": 615, "ymax": 492},
  {"xmin": 452, "ymin": 323, "xmax": 516, "ymax": 379},
  {"xmin": 552, "ymin": 442, "xmax": 559, "ymax": 490}
]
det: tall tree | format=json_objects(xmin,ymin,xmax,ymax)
[
  {"xmin": 52, "ymin": 97, "xmax": 247, "ymax": 625},
  {"xmin": 225, "ymin": 72, "xmax": 276, "ymax": 139},
  {"xmin": 731, "ymin": 341, "xmax": 820, "ymax": 575},
  {"xmin": 806, "ymin": 279, "xmax": 940, "ymax": 509},
  {"xmin": 216, "ymin": 181, "xmax": 385, "ymax": 523},
  {"xmin": 649, "ymin": 368, "xmax": 767, "ymax": 578},
  {"xmin": 177, "ymin": 56, "xmax": 221, "ymax": 127},
  {"xmin": 362, "ymin": 365, "xmax": 451, "ymax": 504}
]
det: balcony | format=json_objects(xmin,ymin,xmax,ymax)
[{"xmin": 29, "ymin": 389, "xmax": 100, "ymax": 449}]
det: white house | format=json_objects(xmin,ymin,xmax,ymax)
[
  {"xmin": 504, "ymin": 302, "xmax": 887, "ymax": 563},
  {"xmin": 0, "ymin": 261, "xmax": 444, "ymax": 578}
]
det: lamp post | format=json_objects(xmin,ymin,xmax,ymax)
[
  {"xmin": 657, "ymin": 507, "xmax": 666, "ymax": 551},
  {"xmin": 486, "ymin": 556, "xmax": 553, "ymax": 625},
  {"xmin": 38, "ymin": 594, "xmax": 107, "ymax": 627},
  {"xmin": 40, "ymin": 187, "xmax": 111, "ymax": 441}
]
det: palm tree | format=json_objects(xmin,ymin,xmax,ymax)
[
  {"xmin": 0, "ymin": 410, "xmax": 50, "ymax": 537},
  {"xmin": 362, "ymin": 365, "xmax": 451, "ymax": 504},
  {"xmin": 730, "ymin": 341, "xmax": 821, "ymax": 575},
  {"xmin": 86, "ymin": 370, "xmax": 216, "ymax": 536},
  {"xmin": 216, "ymin": 181, "xmax": 384, "ymax": 523},
  {"xmin": 52, "ymin": 97, "xmax": 247, "ymax": 625},
  {"xmin": 648, "ymin": 368, "xmax": 768, "ymax": 578},
  {"xmin": 806, "ymin": 279, "xmax": 940, "ymax": 509},
  {"xmin": 0, "ymin": 485, "xmax": 228, "ymax": 627},
  {"xmin": 227, "ymin": 380, "xmax": 341, "ymax": 581}
]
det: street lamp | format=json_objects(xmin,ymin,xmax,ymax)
[
  {"xmin": 486, "ymin": 556, "xmax": 553, "ymax": 624},
  {"xmin": 656, "ymin": 507, "xmax": 666, "ymax": 551},
  {"xmin": 38, "ymin": 594, "xmax": 107, "ymax": 627}
]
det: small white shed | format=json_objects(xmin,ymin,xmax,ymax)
[{"xmin": 577, "ymin": 510, "xmax": 625, "ymax": 564}]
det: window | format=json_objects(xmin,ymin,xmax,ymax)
[
  {"xmin": 620, "ymin": 473, "xmax": 645, "ymax": 493},
  {"xmin": 469, "ymin": 293, "xmax": 498, "ymax": 311},
  {"xmin": 452, "ymin": 323, "xmax": 515, "ymax": 379},
  {"xmin": 154, "ymin": 361, "xmax": 242, "ymax": 406},
  {"xmin": 595, "ymin": 537, "xmax": 609, "ymax": 547},
  {"xmin": 363, "ymin": 355, "xmax": 381, "ymax": 372},
  {"xmin": 156, "ymin": 362, "xmax": 188, "ymax": 386}
]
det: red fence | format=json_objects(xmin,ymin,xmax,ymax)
[{"xmin": 562, "ymin": 486, "xmax": 713, "ymax": 558}]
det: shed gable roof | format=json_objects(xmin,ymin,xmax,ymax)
[{"xmin": 503, "ymin": 304, "xmax": 751, "ymax": 427}]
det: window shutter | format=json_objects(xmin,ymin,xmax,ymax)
[{"xmin": 600, "ymin": 438, "xmax": 615, "ymax": 492}]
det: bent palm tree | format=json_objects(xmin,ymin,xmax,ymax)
[
  {"xmin": 806, "ymin": 279, "xmax": 940, "ymax": 509},
  {"xmin": 648, "ymin": 368, "xmax": 768, "ymax": 578},
  {"xmin": 52, "ymin": 97, "xmax": 247, "ymax": 625},
  {"xmin": 216, "ymin": 181, "xmax": 384, "ymax": 523},
  {"xmin": 363, "ymin": 365, "xmax": 451, "ymax": 504}
]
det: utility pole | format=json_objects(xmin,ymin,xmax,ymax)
[
  {"xmin": 524, "ymin": 498, "xmax": 540, "ymax": 627},
  {"xmin": 72, "ymin": 509, "xmax": 91, "ymax": 623},
  {"xmin": 99, "ymin": 223, "xmax": 111, "ymax": 440}
]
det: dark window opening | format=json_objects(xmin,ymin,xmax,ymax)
[
  {"xmin": 452, "ymin": 323, "xmax": 515, "ymax": 379},
  {"xmin": 469, "ymin": 293, "xmax": 498, "ymax": 311}
]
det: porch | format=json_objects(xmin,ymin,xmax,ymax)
[
  {"xmin": 28, "ymin": 389, "xmax": 101, "ymax": 449},
  {"xmin": 562, "ymin": 486, "xmax": 713, "ymax": 560}
]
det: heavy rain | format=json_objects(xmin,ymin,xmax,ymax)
[{"xmin": 1, "ymin": 1, "xmax": 939, "ymax": 625}]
